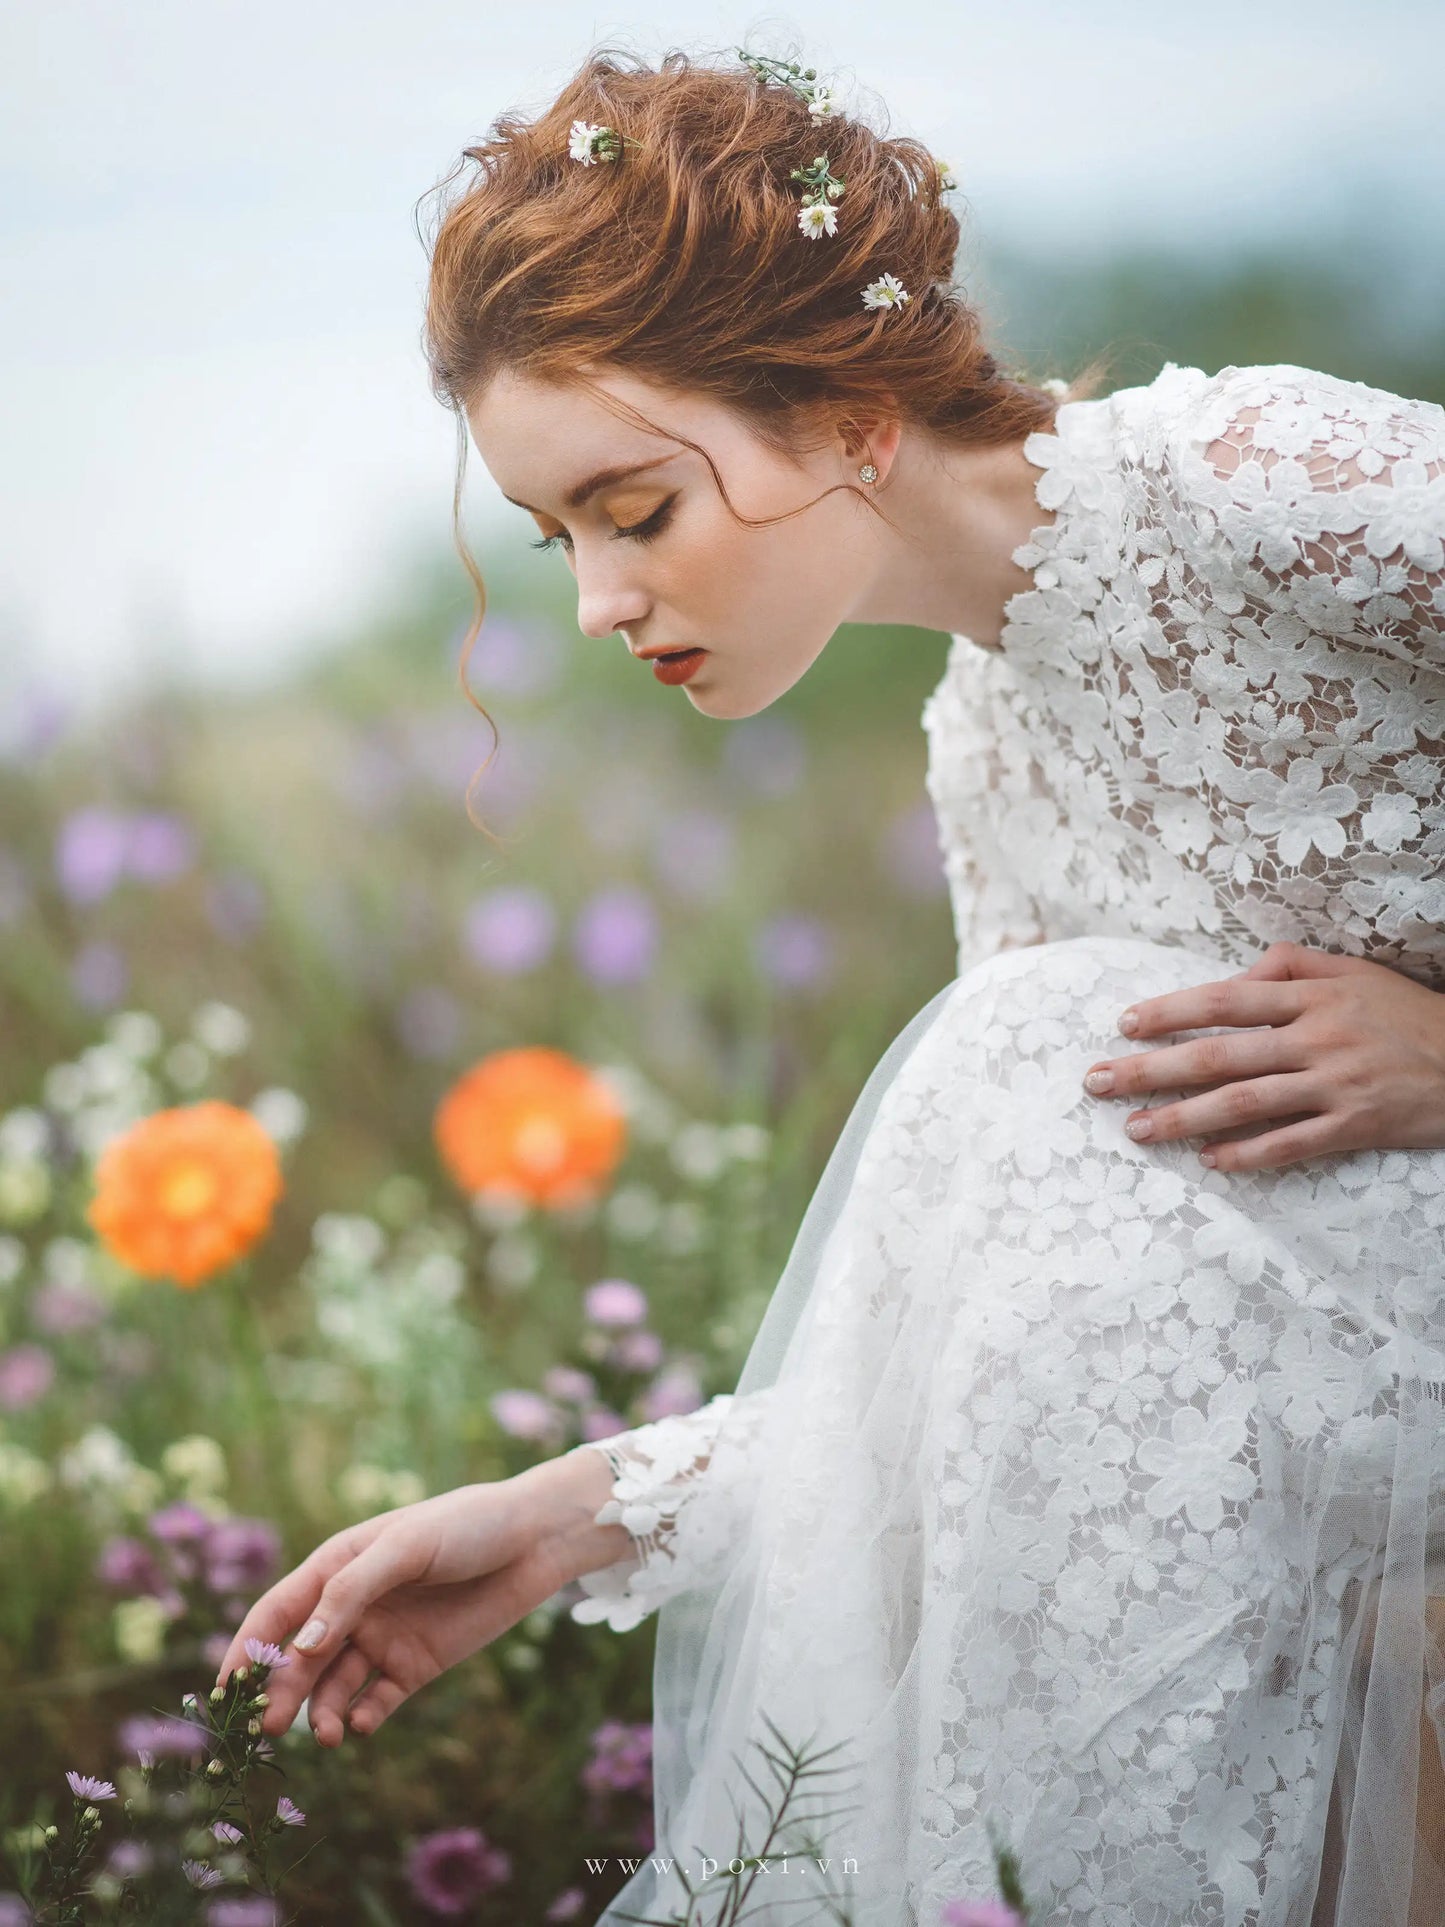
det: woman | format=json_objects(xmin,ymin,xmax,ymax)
[{"xmin": 217, "ymin": 43, "xmax": 1445, "ymax": 1927}]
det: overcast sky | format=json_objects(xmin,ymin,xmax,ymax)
[{"xmin": 3, "ymin": 0, "xmax": 1442, "ymax": 721}]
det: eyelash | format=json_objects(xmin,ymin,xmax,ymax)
[{"xmin": 529, "ymin": 496, "xmax": 677, "ymax": 555}]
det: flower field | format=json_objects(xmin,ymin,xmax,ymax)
[{"xmin": 0, "ymin": 566, "xmax": 958, "ymax": 1922}]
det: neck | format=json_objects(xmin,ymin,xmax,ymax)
[{"xmin": 847, "ymin": 420, "xmax": 1056, "ymax": 646}]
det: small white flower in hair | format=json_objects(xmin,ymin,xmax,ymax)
[
  {"xmin": 861, "ymin": 272, "xmax": 911, "ymax": 311},
  {"xmin": 805, "ymin": 85, "xmax": 839, "ymax": 120},
  {"xmin": 568, "ymin": 119, "xmax": 619, "ymax": 165},
  {"xmin": 936, "ymin": 159, "xmax": 958, "ymax": 191},
  {"xmin": 798, "ymin": 200, "xmax": 840, "ymax": 240}
]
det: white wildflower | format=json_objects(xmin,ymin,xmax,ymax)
[
  {"xmin": 105, "ymin": 1010, "xmax": 163, "ymax": 1060},
  {"xmin": 937, "ymin": 159, "xmax": 958, "ymax": 190},
  {"xmin": 861, "ymin": 272, "xmax": 911, "ymax": 311},
  {"xmin": 797, "ymin": 200, "xmax": 839, "ymax": 240},
  {"xmin": 805, "ymin": 85, "xmax": 839, "ymax": 119},
  {"xmin": 0, "ymin": 1108, "xmax": 49, "ymax": 1163},
  {"xmin": 191, "ymin": 1001, "xmax": 251, "ymax": 1056},
  {"xmin": 250, "ymin": 1086, "xmax": 308, "ymax": 1146},
  {"xmin": 163, "ymin": 1040, "xmax": 210, "ymax": 1091},
  {"xmin": 568, "ymin": 119, "xmax": 620, "ymax": 164}
]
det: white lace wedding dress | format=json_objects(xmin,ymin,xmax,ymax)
[{"xmin": 560, "ymin": 362, "xmax": 1445, "ymax": 1927}]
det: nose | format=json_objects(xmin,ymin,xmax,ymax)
[{"xmin": 573, "ymin": 548, "xmax": 651, "ymax": 643}]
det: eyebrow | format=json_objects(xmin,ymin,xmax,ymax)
[{"xmin": 502, "ymin": 454, "xmax": 677, "ymax": 516}]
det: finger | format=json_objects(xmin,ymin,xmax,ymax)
[
  {"xmin": 305, "ymin": 1643, "xmax": 376, "ymax": 1748},
  {"xmin": 345, "ymin": 1673, "xmax": 411, "ymax": 1738},
  {"xmin": 1199, "ymin": 1112, "xmax": 1348, "ymax": 1173},
  {"xmin": 214, "ymin": 1519, "xmax": 390, "ymax": 1688},
  {"xmin": 1086, "ymin": 1026, "xmax": 1298, "ymax": 1104},
  {"xmin": 1117, "ymin": 979, "xmax": 1304, "ymax": 1041},
  {"xmin": 274, "ymin": 1527, "xmax": 427, "ymax": 1680},
  {"xmin": 1120, "ymin": 1075, "xmax": 1323, "ymax": 1147}
]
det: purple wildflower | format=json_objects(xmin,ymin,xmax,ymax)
[
  {"xmin": 0, "ymin": 1896, "xmax": 34, "ymax": 1926},
  {"xmin": 206, "ymin": 1902, "xmax": 280, "ymax": 1927},
  {"xmin": 545, "ymin": 1889, "xmax": 587, "ymax": 1921},
  {"xmin": 405, "ymin": 1827, "xmax": 512, "ymax": 1916},
  {"xmin": 103, "ymin": 1839, "xmax": 153, "ymax": 1879},
  {"xmin": 648, "ymin": 807, "xmax": 737, "ymax": 903},
  {"xmin": 96, "ymin": 1536, "xmax": 166, "ymax": 1595},
  {"xmin": 463, "ymin": 885, "xmax": 558, "ymax": 974},
  {"xmin": 274, "ymin": 1796, "xmax": 305, "ymax": 1827},
  {"xmin": 55, "ymin": 808, "xmax": 130, "ymax": 907},
  {"xmin": 205, "ymin": 1519, "xmax": 280, "ymax": 1596},
  {"xmin": 205, "ymin": 869, "xmax": 267, "ymax": 943},
  {"xmin": 182, "ymin": 1860, "xmax": 225, "ymax": 1890},
  {"xmin": 31, "ymin": 1280, "xmax": 107, "ymax": 1335},
  {"xmin": 147, "ymin": 1501, "xmax": 213, "ymax": 1544},
  {"xmin": 541, "ymin": 1365, "xmax": 597, "ymax": 1404},
  {"xmin": 571, "ymin": 887, "xmax": 658, "ymax": 986},
  {"xmin": 0, "ymin": 1344, "xmax": 54, "ymax": 1412},
  {"xmin": 64, "ymin": 1772, "xmax": 116, "ymax": 1801},
  {"xmin": 126, "ymin": 812, "xmax": 195, "ymax": 883},
  {"xmin": 885, "ymin": 799, "xmax": 948, "ymax": 897},
  {"xmin": 580, "ymin": 1409, "xmax": 627, "ymax": 1443},
  {"xmin": 582, "ymin": 1720, "xmax": 653, "ymax": 1798},
  {"xmin": 639, "ymin": 1365, "xmax": 703, "ymax": 1421},
  {"xmin": 610, "ymin": 1329, "xmax": 663, "ymax": 1372},
  {"xmin": 244, "ymin": 1636, "xmax": 290, "ymax": 1670},
  {"xmin": 583, "ymin": 1279, "xmax": 647, "ymax": 1328},
  {"xmin": 211, "ymin": 1822, "xmax": 244, "ymax": 1846},
  {"xmin": 116, "ymin": 1713, "xmax": 208, "ymax": 1761},
  {"xmin": 490, "ymin": 1390, "xmax": 563, "ymax": 1444},
  {"xmin": 754, "ymin": 912, "xmax": 835, "ymax": 991}
]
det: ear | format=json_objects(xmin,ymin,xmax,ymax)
[{"xmin": 835, "ymin": 408, "xmax": 904, "ymax": 484}]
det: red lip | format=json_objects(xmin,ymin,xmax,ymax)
[{"xmin": 650, "ymin": 647, "xmax": 706, "ymax": 686}]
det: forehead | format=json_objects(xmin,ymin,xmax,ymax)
[{"xmin": 466, "ymin": 366, "xmax": 737, "ymax": 510}]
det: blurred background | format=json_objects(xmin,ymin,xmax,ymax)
[{"xmin": 1, "ymin": 2, "xmax": 1442, "ymax": 1921}]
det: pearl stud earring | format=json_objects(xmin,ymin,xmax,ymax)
[{"xmin": 858, "ymin": 463, "xmax": 878, "ymax": 483}]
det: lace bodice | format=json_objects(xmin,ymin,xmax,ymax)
[
  {"xmin": 568, "ymin": 362, "xmax": 1445, "ymax": 1638},
  {"xmin": 924, "ymin": 360, "xmax": 1445, "ymax": 986}
]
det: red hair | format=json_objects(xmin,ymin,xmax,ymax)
[{"xmin": 414, "ymin": 41, "xmax": 1119, "ymax": 837}]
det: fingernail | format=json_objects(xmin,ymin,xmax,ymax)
[
  {"xmin": 1083, "ymin": 1069, "xmax": 1115, "ymax": 1095},
  {"xmin": 294, "ymin": 1619, "xmax": 326, "ymax": 1652},
  {"xmin": 1118, "ymin": 1008, "xmax": 1139, "ymax": 1035},
  {"xmin": 1125, "ymin": 1115, "xmax": 1153, "ymax": 1140}
]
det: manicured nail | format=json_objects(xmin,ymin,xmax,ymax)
[
  {"xmin": 1125, "ymin": 1116, "xmax": 1153, "ymax": 1140},
  {"xmin": 1118, "ymin": 1008, "xmax": 1139, "ymax": 1035},
  {"xmin": 1083, "ymin": 1069, "xmax": 1115, "ymax": 1095},
  {"xmin": 294, "ymin": 1619, "xmax": 326, "ymax": 1652}
]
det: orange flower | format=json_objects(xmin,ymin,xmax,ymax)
[
  {"xmin": 86, "ymin": 1100, "xmax": 284, "ymax": 1288},
  {"xmin": 434, "ymin": 1046, "xmax": 627, "ymax": 1210}
]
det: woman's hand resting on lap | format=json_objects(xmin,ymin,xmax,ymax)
[{"xmin": 214, "ymin": 1451, "xmax": 628, "ymax": 1748}]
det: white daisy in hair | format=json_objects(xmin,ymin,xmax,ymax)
[
  {"xmin": 861, "ymin": 272, "xmax": 911, "ymax": 310},
  {"xmin": 798, "ymin": 200, "xmax": 839, "ymax": 240},
  {"xmin": 568, "ymin": 119, "xmax": 614, "ymax": 164},
  {"xmin": 805, "ymin": 85, "xmax": 839, "ymax": 119},
  {"xmin": 936, "ymin": 159, "xmax": 958, "ymax": 190}
]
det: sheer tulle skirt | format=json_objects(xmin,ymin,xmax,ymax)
[{"xmin": 593, "ymin": 937, "xmax": 1445, "ymax": 1927}]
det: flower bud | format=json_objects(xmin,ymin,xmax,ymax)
[
  {"xmin": 234, "ymin": 1665, "xmax": 249, "ymax": 1683},
  {"xmin": 247, "ymin": 1719, "xmax": 262, "ymax": 1737},
  {"xmin": 83, "ymin": 1806, "xmax": 100, "ymax": 1824},
  {"xmin": 44, "ymin": 1825, "xmax": 59, "ymax": 1842},
  {"xmin": 250, "ymin": 1692, "xmax": 269, "ymax": 1708},
  {"xmin": 206, "ymin": 1760, "xmax": 227, "ymax": 1780},
  {"xmin": 210, "ymin": 1687, "xmax": 226, "ymax": 1704}
]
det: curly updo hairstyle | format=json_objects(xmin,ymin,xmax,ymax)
[{"xmin": 415, "ymin": 41, "xmax": 1115, "ymax": 835}]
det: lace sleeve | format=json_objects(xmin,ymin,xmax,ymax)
[
  {"xmin": 1180, "ymin": 364, "xmax": 1445, "ymax": 673},
  {"xmin": 568, "ymin": 1388, "xmax": 773, "ymax": 1633}
]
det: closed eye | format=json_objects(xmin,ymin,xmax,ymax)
[{"xmin": 529, "ymin": 496, "xmax": 677, "ymax": 555}]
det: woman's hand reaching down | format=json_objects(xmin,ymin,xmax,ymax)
[{"xmin": 213, "ymin": 1448, "xmax": 630, "ymax": 1748}]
